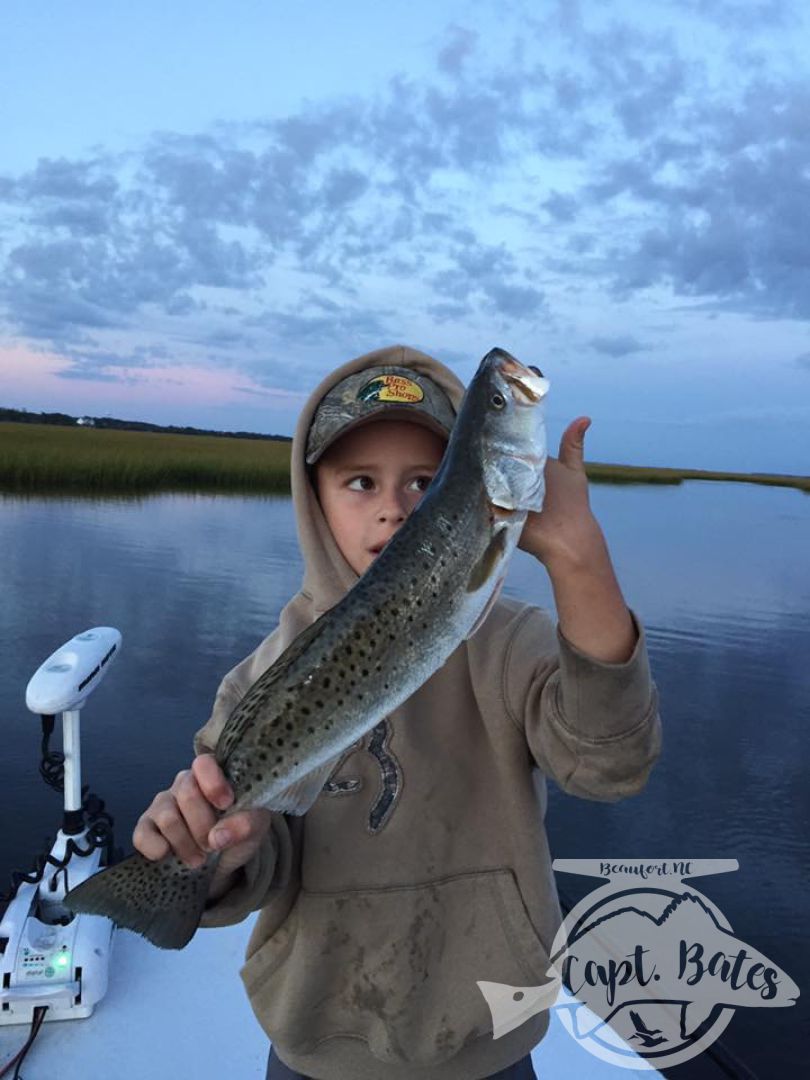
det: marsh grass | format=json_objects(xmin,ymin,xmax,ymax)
[
  {"xmin": 586, "ymin": 461, "xmax": 810, "ymax": 491},
  {"xmin": 1, "ymin": 422, "xmax": 807, "ymax": 494},
  {"xmin": 0, "ymin": 422, "xmax": 291, "ymax": 494}
]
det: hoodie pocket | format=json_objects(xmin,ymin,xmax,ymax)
[{"xmin": 241, "ymin": 868, "xmax": 553, "ymax": 1067}]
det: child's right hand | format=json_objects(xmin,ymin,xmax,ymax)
[{"xmin": 133, "ymin": 753, "xmax": 272, "ymax": 890}]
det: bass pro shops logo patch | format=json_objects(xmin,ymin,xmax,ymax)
[
  {"xmin": 356, "ymin": 374, "xmax": 425, "ymax": 404},
  {"xmin": 477, "ymin": 859, "xmax": 799, "ymax": 1069}
]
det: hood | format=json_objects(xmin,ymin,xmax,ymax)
[{"xmin": 291, "ymin": 344, "xmax": 466, "ymax": 614}]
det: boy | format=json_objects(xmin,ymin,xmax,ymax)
[{"xmin": 134, "ymin": 345, "xmax": 661, "ymax": 1079}]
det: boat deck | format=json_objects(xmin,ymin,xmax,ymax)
[{"xmin": 1, "ymin": 916, "xmax": 659, "ymax": 1078}]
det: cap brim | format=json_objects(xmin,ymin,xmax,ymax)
[{"xmin": 306, "ymin": 407, "xmax": 450, "ymax": 465}]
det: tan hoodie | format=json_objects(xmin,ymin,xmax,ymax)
[{"xmin": 194, "ymin": 344, "xmax": 662, "ymax": 1080}]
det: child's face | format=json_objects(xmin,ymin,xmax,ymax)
[{"xmin": 315, "ymin": 419, "xmax": 447, "ymax": 576}]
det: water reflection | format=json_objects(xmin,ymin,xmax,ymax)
[{"xmin": 0, "ymin": 483, "xmax": 807, "ymax": 1073}]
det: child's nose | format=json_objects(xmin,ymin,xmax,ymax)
[{"xmin": 377, "ymin": 490, "xmax": 408, "ymax": 523}]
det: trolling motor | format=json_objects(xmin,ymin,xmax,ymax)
[{"xmin": 0, "ymin": 628, "xmax": 121, "ymax": 1028}]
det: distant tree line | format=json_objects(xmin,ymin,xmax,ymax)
[{"xmin": 0, "ymin": 406, "xmax": 291, "ymax": 442}]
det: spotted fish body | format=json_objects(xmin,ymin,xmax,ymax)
[{"xmin": 66, "ymin": 348, "xmax": 550, "ymax": 948}]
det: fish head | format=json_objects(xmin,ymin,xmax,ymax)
[{"xmin": 463, "ymin": 348, "xmax": 550, "ymax": 513}]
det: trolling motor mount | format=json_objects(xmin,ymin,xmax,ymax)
[{"xmin": 0, "ymin": 628, "xmax": 122, "ymax": 1026}]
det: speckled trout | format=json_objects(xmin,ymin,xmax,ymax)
[{"xmin": 66, "ymin": 348, "xmax": 550, "ymax": 948}]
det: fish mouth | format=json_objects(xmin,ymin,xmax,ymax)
[{"xmin": 496, "ymin": 354, "xmax": 550, "ymax": 406}]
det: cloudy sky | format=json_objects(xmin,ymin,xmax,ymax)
[{"xmin": 2, "ymin": 0, "xmax": 810, "ymax": 472}]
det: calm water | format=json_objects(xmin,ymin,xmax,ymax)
[{"xmin": 0, "ymin": 483, "xmax": 808, "ymax": 1076}]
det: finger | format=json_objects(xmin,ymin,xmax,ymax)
[
  {"xmin": 174, "ymin": 769, "xmax": 221, "ymax": 852},
  {"xmin": 150, "ymin": 793, "xmax": 208, "ymax": 868},
  {"xmin": 558, "ymin": 416, "xmax": 591, "ymax": 470},
  {"xmin": 192, "ymin": 752, "xmax": 235, "ymax": 812},
  {"xmin": 133, "ymin": 815, "xmax": 171, "ymax": 862},
  {"xmin": 209, "ymin": 808, "xmax": 272, "ymax": 852}
]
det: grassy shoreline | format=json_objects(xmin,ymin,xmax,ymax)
[{"xmin": 1, "ymin": 421, "xmax": 808, "ymax": 494}]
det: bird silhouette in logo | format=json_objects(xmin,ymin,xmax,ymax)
[{"xmin": 628, "ymin": 1010, "xmax": 667, "ymax": 1048}]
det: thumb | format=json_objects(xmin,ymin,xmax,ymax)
[{"xmin": 558, "ymin": 417, "xmax": 591, "ymax": 470}]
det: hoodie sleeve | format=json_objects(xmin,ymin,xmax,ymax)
[
  {"xmin": 193, "ymin": 664, "xmax": 297, "ymax": 928},
  {"xmin": 502, "ymin": 605, "xmax": 662, "ymax": 800}
]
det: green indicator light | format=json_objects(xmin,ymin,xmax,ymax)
[{"xmin": 56, "ymin": 954, "xmax": 70, "ymax": 967}]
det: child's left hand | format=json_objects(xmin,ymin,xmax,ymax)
[{"xmin": 518, "ymin": 417, "xmax": 606, "ymax": 570}]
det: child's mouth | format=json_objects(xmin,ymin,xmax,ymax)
[{"xmin": 368, "ymin": 538, "xmax": 393, "ymax": 557}]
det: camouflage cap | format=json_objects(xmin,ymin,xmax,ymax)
[{"xmin": 305, "ymin": 366, "xmax": 456, "ymax": 465}]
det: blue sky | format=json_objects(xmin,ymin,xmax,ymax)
[{"xmin": 2, "ymin": 0, "xmax": 810, "ymax": 473}]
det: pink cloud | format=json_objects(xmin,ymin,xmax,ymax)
[{"xmin": 0, "ymin": 342, "xmax": 305, "ymax": 426}]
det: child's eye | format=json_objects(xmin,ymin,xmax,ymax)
[
  {"xmin": 408, "ymin": 475, "xmax": 434, "ymax": 493},
  {"xmin": 347, "ymin": 475, "xmax": 375, "ymax": 491}
]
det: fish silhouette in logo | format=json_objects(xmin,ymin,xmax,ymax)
[
  {"xmin": 476, "ymin": 975, "xmax": 562, "ymax": 1040},
  {"xmin": 478, "ymin": 890, "xmax": 799, "ymax": 1046}
]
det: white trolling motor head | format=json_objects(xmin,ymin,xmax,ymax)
[{"xmin": 1, "ymin": 628, "xmax": 122, "ymax": 1027}]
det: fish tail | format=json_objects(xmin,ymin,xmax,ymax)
[{"xmin": 65, "ymin": 850, "xmax": 219, "ymax": 950}]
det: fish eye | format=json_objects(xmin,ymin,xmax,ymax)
[{"xmin": 491, "ymin": 392, "xmax": 506, "ymax": 409}]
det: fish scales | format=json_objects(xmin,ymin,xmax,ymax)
[
  {"xmin": 65, "ymin": 347, "xmax": 550, "ymax": 948},
  {"xmin": 221, "ymin": 479, "xmax": 493, "ymax": 810}
]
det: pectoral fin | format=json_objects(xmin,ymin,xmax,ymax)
[
  {"xmin": 264, "ymin": 753, "xmax": 345, "ymax": 815},
  {"xmin": 465, "ymin": 577, "xmax": 505, "ymax": 639},
  {"xmin": 466, "ymin": 527, "xmax": 508, "ymax": 592}
]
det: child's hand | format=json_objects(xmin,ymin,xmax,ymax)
[
  {"xmin": 133, "ymin": 753, "xmax": 272, "ymax": 883},
  {"xmin": 518, "ymin": 416, "xmax": 606, "ymax": 570}
]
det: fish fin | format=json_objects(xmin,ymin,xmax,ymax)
[
  {"xmin": 466, "ymin": 527, "xmax": 508, "ymax": 593},
  {"xmin": 465, "ymin": 576, "xmax": 505, "ymax": 639},
  {"xmin": 65, "ymin": 850, "xmax": 219, "ymax": 950},
  {"xmin": 264, "ymin": 754, "xmax": 345, "ymax": 815}
]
